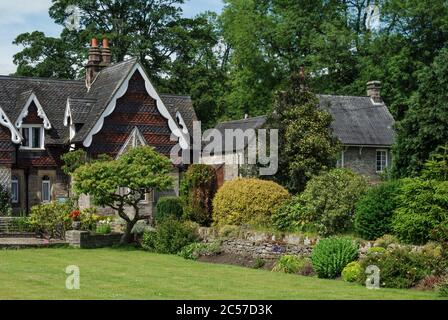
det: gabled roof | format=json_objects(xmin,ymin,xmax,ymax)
[
  {"xmin": 318, "ymin": 95, "xmax": 395, "ymax": 146},
  {"xmin": 212, "ymin": 96, "xmax": 395, "ymax": 148},
  {"xmin": 0, "ymin": 58, "xmax": 197, "ymax": 147}
]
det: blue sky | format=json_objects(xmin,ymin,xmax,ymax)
[{"xmin": 0, "ymin": 0, "xmax": 224, "ymax": 75}]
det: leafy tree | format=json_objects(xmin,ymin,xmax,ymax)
[
  {"xmin": 422, "ymin": 145, "xmax": 448, "ymax": 181},
  {"xmin": 0, "ymin": 184, "xmax": 12, "ymax": 216},
  {"xmin": 392, "ymin": 48, "xmax": 448, "ymax": 177},
  {"xmin": 72, "ymin": 146, "xmax": 174, "ymax": 244},
  {"xmin": 267, "ymin": 72, "xmax": 341, "ymax": 193},
  {"xmin": 61, "ymin": 149, "xmax": 88, "ymax": 176}
]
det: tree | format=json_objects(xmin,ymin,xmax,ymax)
[
  {"xmin": 392, "ymin": 48, "xmax": 448, "ymax": 177},
  {"xmin": 267, "ymin": 72, "xmax": 341, "ymax": 193},
  {"xmin": 72, "ymin": 146, "xmax": 174, "ymax": 244}
]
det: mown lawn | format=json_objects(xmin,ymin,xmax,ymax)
[{"xmin": 0, "ymin": 248, "xmax": 442, "ymax": 300}]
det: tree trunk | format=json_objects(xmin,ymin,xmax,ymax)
[{"xmin": 120, "ymin": 220, "xmax": 137, "ymax": 245}]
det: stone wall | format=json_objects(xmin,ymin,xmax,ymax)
[
  {"xmin": 198, "ymin": 227, "xmax": 318, "ymax": 260},
  {"xmin": 66, "ymin": 230, "xmax": 122, "ymax": 248},
  {"xmin": 342, "ymin": 146, "xmax": 392, "ymax": 181}
]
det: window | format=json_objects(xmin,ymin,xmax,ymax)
[
  {"xmin": 42, "ymin": 176, "xmax": 51, "ymax": 202},
  {"xmin": 21, "ymin": 125, "xmax": 44, "ymax": 149},
  {"xmin": 11, "ymin": 176, "xmax": 19, "ymax": 204},
  {"xmin": 376, "ymin": 150, "xmax": 388, "ymax": 173}
]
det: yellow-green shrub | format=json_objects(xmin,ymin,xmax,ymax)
[{"xmin": 212, "ymin": 178, "xmax": 291, "ymax": 227}]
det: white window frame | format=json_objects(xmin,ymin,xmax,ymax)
[
  {"xmin": 376, "ymin": 149, "xmax": 388, "ymax": 173},
  {"xmin": 11, "ymin": 176, "xmax": 19, "ymax": 204},
  {"xmin": 20, "ymin": 125, "xmax": 45, "ymax": 150},
  {"xmin": 42, "ymin": 178, "xmax": 51, "ymax": 203}
]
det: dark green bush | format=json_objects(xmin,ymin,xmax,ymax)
[
  {"xmin": 311, "ymin": 237, "xmax": 359, "ymax": 279},
  {"xmin": 0, "ymin": 184, "xmax": 11, "ymax": 216},
  {"xmin": 354, "ymin": 181, "xmax": 402, "ymax": 240},
  {"xmin": 141, "ymin": 219, "xmax": 198, "ymax": 254},
  {"xmin": 273, "ymin": 169, "xmax": 368, "ymax": 235},
  {"xmin": 391, "ymin": 178, "xmax": 448, "ymax": 244},
  {"xmin": 358, "ymin": 247, "xmax": 431, "ymax": 289},
  {"xmin": 155, "ymin": 197, "xmax": 183, "ymax": 223},
  {"xmin": 11, "ymin": 217, "xmax": 33, "ymax": 232},
  {"xmin": 180, "ymin": 164, "xmax": 217, "ymax": 226}
]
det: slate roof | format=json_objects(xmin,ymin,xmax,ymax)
[
  {"xmin": 0, "ymin": 58, "xmax": 197, "ymax": 146},
  {"xmin": 212, "ymin": 96, "xmax": 395, "ymax": 148},
  {"xmin": 318, "ymin": 95, "xmax": 395, "ymax": 146}
]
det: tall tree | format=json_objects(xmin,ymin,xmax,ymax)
[
  {"xmin": 392, "ymin": 48, "xmax": 448, "ymax": 178},
  {"xmin": 267, "ymin": 71, "xmax": 341, "ymax": 193}
]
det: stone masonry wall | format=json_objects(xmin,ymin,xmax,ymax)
[{"xmin": 66, "ymin": 230, "xmax": 122, "ymax": 248}]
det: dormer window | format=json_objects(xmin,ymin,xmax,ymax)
[{"xmin": 21, "ymin": 125, "xmax": 44, "ymax": 150}]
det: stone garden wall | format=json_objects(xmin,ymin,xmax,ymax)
[{"xmin": 66, "ymin": 230, "xmax": 122, "ymax": 249}]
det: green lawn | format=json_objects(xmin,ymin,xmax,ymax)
[{"xmin": 0, "ymin": 248, "xmax": 442, "ymax": 300}]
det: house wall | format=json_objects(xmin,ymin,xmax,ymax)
[{"xmin": 341, "ymin": 146, "xmax": 392, "ymax": 181}]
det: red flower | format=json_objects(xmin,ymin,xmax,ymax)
[{"xmin": 69, "ymin": 210, "xmax": 81, "ymax": 221}]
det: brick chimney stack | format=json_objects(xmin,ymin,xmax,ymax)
[
  {"xmin": 85, "ymin": 38, "xmax": 102, "ymax": 89},
  {"xmin": 101, "ymin": 38, "xmax": 112, "ymax": 67},
  {"xmin": 367, "ymin": 81, "xmax": 382, "ymax": 104}
]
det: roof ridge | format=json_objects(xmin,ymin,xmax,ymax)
[
  {"xmin": 0, "ymin": 75, "xmax": 84, "ymax": 84},
  {"xmin": 318, "ymin": 94, "xmax": 370, "ymax": 99},
  {"xmin": 218, "ymin": 115, "xmax": 267, "ymax": 125},
  {"xmin": 160, "ymin": 93, "xmax": 192, "ymax": 98}
]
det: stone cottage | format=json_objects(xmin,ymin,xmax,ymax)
[
  {"xmin": 204, "ymin": 81, "xmax": 395, "ymax": 183},
  {"xmin": 0, "ymin": 38, "xmax": 196, "ymax": 214}
]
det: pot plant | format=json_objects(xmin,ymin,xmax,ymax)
[{"xmin": 69, "ymin": 210, "xmax": 82, "ymax": 230}]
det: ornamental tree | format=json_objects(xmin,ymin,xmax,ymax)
[{"xmin": 72, "ymin": 146, "xmax": 174, "ymax": 244}]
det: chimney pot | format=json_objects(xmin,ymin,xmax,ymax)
[
  {"xmin": 101, "ymin": 37, "xmax": 112, "ymax": 67},
  {"xmin": 91, "ymin": 38, "xmax": 98, "ymax": 47},
  {"xmin": 102, "ymin": 38, "xmax": 109, "ymax": 49},
  {"xmin": 367, "ymin": 81, "xmax": 382, "ymax": 104}
]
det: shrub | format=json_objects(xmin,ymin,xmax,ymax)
[
  {"xmin": 437, "ymin": 279, "xmax": 448, "ymax": 297},
  {"xmin": 367, "ymin": 247, "xmax": 387, "ymax": 255},
  {"xmin": 415, "ymin": 275, "xmax": 447, "ymax": 291},
  {"xmin": 180, "ymin": 164, "xmax": 217, "ymax": 226},
  {"xmin": 341, "ymin": 262, "xmax": 363, "ymax": 282},
  {"xmin": 11, "ymin": 217, "xmax": 33, "ymax": 232},
  {"xmin": 78, "ymin": 207, "xmax": 108, "ymax": 231},
  {"xmin": 0, "ymin": 184, "xmax": 11, "ymax": 216},
  {"xmin": 311, "ymin": 237, "xmax": 359, "ymax": 279},
  {"xmin": 272, "ymin": 196, "xmax": 304, "ymax": 232},
  {"xmin": 359, "ymin": 247, "xmax": 431, "ymax": 289},
  {"xmin": 354, "ymin": 181, "xmax": 402, "ymax": 240},
  {"xmin": 96, "ymin": 220, "xmax": 112, "ymax": 234},
  {"xmin": 141, "ymin": 218, "xmax": 198, "ymax": 254},
  {"xmin": 213, "ymin": 178, "xmax": 291, "ymax": 227},
  {"xmin": 374, "ymin": 234, "xmax": 400, "ymax": 248},
  {"xmin": 272, "ymin": 255, "xmax": 303, "ymax": 274},
  {"xmin": 253, "ymin": 258, "xmax": 266, "ymax": 269},
  {"xmin": 28, "ymin": 200, "xmax": 74, "ymax": 238},
  {"xmin": 274, "ymin": 169, "xmax": 368, "ymax": 235},
  {"xmin": 177, "ymin": 241, "xmax": 221, "ymax": 260},
  {"xmin": 391, "ymin": 178, "xmax": 448, "ymax": 244},
  {"xmin": 155, "ymin": 197, "xmax": 183, "ymax": 223}
]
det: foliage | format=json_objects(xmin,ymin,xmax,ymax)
[
  {"xmin": 180, "ymin": 165, "xmax": 217, "ymax": 226},
  {"xmin": 272, "ymin": 255, "xmax": 303, "ymax": 274},
  {"xmin": 267, "ymin": 73, "xmax": 341, "ymax": 193},
  {"xmin": 73, "ymin": 146, "xmax": 173, "ymax": 244},
  {"xmin": 61, "ymin": 150, "xmax": 87, "ymax": 176},
  {"xmin": 393, "ymin": 48, "xmax": 448, "ymax": 177},
  {"xmin": 274, "ymin": 169, "xmax": 368, "ymax": 235},
  {"xmin": 421, "ymin": 145, "xmax": 448, "ymax": 181},
  {"xmin": 11, "ymin": 217, "xmax": 33, "ymax": 232},
  {"xmin": 359, "ymin": 247, "xmax": 432, "ymax": 289},
  {"xmin": 177, "ymin": 241, "xmax": 222, "ymax": 260},
  {"xmin": 437, "ymin": 279, "xmax": 448, "ymax": 297},
  {"xmin": 354, "ymin": 181, "xmax": 402, "ymax": 240},
  {"xmin": 28, "ymin": 200, "xmax": 74, "ymax": 238},
  {"xmin": 155, "ymin": 197, "xmax": 183, "ymax": 224},
  {"xmin": 141, "ymin": 218, "xmax": 198, "ymax": 254},
  {"xmin": 311, "ymin": 237, "xmax": 359, "ymax": 279},
  {"xmin": 367, "ymin": 247, "xmax": 387, "ymax": 255},
  {"xmin": 374, "ymin": 234, "xmax": 400, "ymax": 249},
  {"xmin": 69, "ymin": 210, "xmax": 81, "ymax": 221},
  {"xmin": 341, "ymin": 262, "xmax": 363, "ymax": 283},
  {"xmin": 0, "ymin": 184, "xmax": 12, "ymax": 216},
  {"xmin": 391, "ymin": 178, "xmax": 448, "ymax": 244},
  {"xmin": 78, "ymin": 207, "xmax": 108, "ymax": 231},
  {"xmin": 96, "ymin": 220, "xmax": 112, "ymax": 235},
  {"xmin": 253, "ymin": 258, "xmax": 266, "ymax": 269},
  {"xmin": 212, "ymin": 178, "xmax": 291, "ymax": 227}
]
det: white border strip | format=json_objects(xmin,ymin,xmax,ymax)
[{"xmin": 15, "ymin": 93, "xmax": 52, "ymax": 130}]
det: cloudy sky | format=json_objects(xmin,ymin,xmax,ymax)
[{"xmin": 0, "ymin": 0, "xmax": 224, "ymax": 75}]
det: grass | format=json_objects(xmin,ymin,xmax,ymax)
[{"xmin": 0, "ymin": 248, "xmax": 443, "ymax": 300}]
